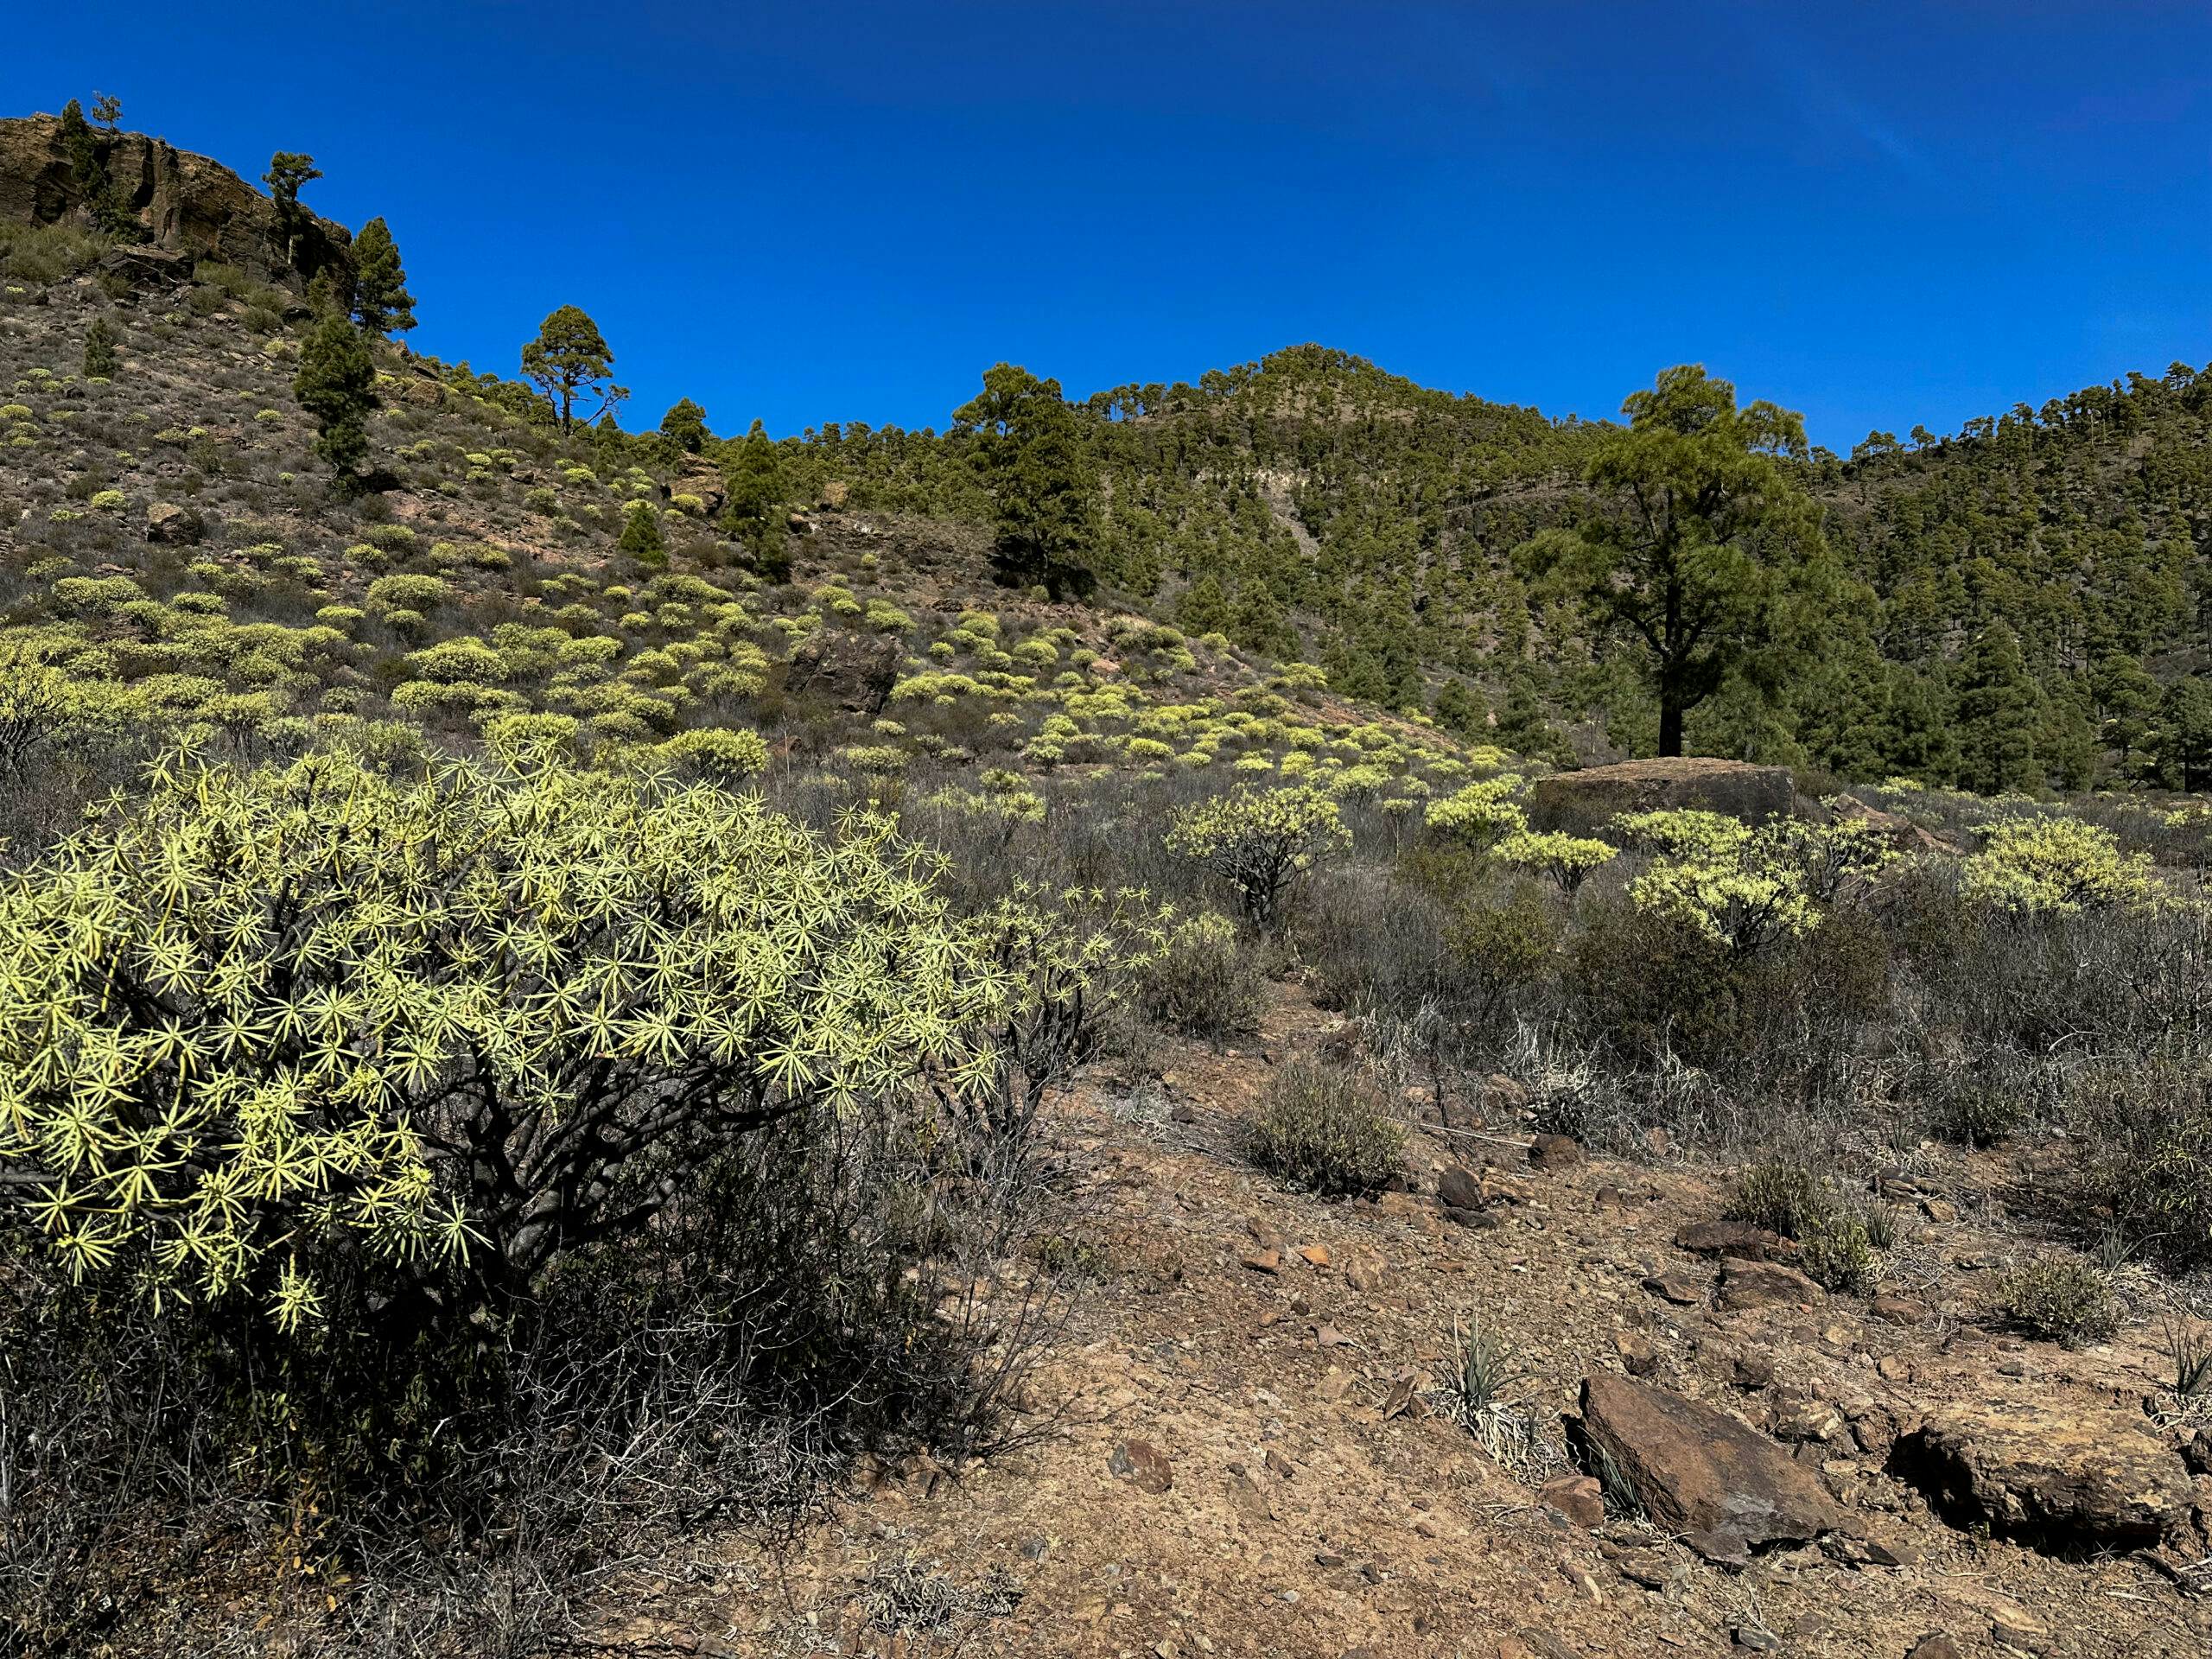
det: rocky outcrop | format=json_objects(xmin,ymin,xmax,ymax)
[
  {"xmin": 1527, "ymin": 757, "xmax": 1796, "ymax": 836},
  {"xmin": 0, "ymin": 113, "xmax": 353, "ymax": 292},
  {"xmin": 1574, "ymin": 1372, "xmax": 1842, "ymax": 1563},
  {"xmin": 1891, "ymin": 1402, "xmax": 2193, "ymax": 1548},
  {"xmin": 782, "ymin": 629, "xmax": 900, "ymax": 715}
]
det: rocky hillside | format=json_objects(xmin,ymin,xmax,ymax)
[{"xmin": 0, "ymin": 111, "xmax": 353, "ymax": 292}]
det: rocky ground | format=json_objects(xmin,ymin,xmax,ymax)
[{"xmin": 570, "ymin": 986, "xmax": 2212, "ymax": 1659}]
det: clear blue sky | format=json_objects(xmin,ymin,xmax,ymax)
[{"xmin": 9, "ymin": 2, "xmax": 2209, "ymax": 447}]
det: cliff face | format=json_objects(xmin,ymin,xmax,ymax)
[{"xmin": 0, "ymin": 112, "xmax": 353, "ymax": 292}]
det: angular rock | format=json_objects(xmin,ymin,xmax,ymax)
[
  {"xmin": 781, "ymin": 628, "xmax": 899, "ymax": 715},
  {"xmin": 1528, "ymin": 1132, "xmax": 1583, "ymax": 1171},
  {"xmin": 1341, "ymin": 1246, "xmax": 1389, "ymax": 1293},
  {"xmin": 1527, "ymin": 757, "xmax": 1796, "ymax": 836},
  {"xmin": 1675, "ymin": 1218, "xmax": 1798, "ymax": 1263},
  {"xmin": 1907, "ymin": 1637, "xmax": 1962, "ymax": 1659},
  {"xmin": 1576, "ymin": 1372, "xmax": 1841, "ymax": 1562},
  {"xmin": 1107, "ymin": 1439, "xmax": 1173, "ymax": 1494},
  {"xmin": 1538, "ymin": 1473, "xmax": 1605, "ymax": 1529},
  {"xmin": 1891, "ymin": 1401, "xmax": 2192, "ymax": 1548},
  {"xmin": 1435, "ymin": 1166, "xmax": 1485, "ymax": 1211},
  {"xmin": 1643, "ymin": 1268, "xmax": 1703, "ymax": 1306},
  {"xmin": 1717, "ymin": 1257, "xmax": 1823, "ymax": 1312},
  {"xmin": 144, "ymin": 501, "xmax": 202, "ymax": 544},
  {"xmin": 672, "ymin": 459, "xmax": 726, "ymax": 518}
]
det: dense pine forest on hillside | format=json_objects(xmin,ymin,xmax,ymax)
[{"xmin": 728, "ymin": 344, "xmax": 2212, "ymax": 791}]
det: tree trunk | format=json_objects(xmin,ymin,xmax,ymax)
[{"xmin": 1657, "ymin": 698, "xmax": 1684, "ymax": 758}]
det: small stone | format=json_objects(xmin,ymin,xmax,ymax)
[
  {"xmin": 1529, "ymin": 1132, "xmax": 1584, "ymax": 1171},
  {"xmin": 1731, "ymin": 1351, "xmax": 1777, "ymax": 1390},
  {"xmin": 1108, "ymin": 1439, "xmax": 1173, "ymax": 1494},
  {"xmin": 1921, "ymin": 1198, "xmax": 1960, "ymax": 1224},
  {"xmin": 1243, "ymin": 1248, "xmax": 1283, "ymax": 1274},
  {"xmin": 1643, "ymin": 1270, "xmax": 1703, "ymax": 1306},
  {"xmin": 1869, "ymin": 1294, "xmax": 1927, "ymax": 1325},
  {"xmin": 1907, "ymin": 1637, "xmax": 1961, "ymax": 1659},
  {"xmin": 1298, "ymin": 1243, "xmax": 1331, "ymax": 1268},
  {"xmin": 1538, "ymin": 1473, "xmax": 1606, "ymax": 1529},
  {"xmin": 1342, "ymin": 1247, "xmax": 1389, "ymax": 1293},
  {"xmin": 1615, "ymin": 1332, "xmax": 1660, "ymax": 1376},
  {"xmin": 1733, "ymin": 1627, "xmax": 1783, "ymax": 1652},
  {"xmin": 1264, "ymin": 1447, "xmax": 1299, "ymax": 1480},
  {"xmin": 1436, "ymin": 1166, "xmax": 1485, "ymax": 1211},
  {"xmin": 1876, "ymin": 1355, "xmax": 1912, "ymax": 1382}
]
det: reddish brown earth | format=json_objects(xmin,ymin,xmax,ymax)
[{"xmin": 575, "ymin": 987, "xmax": 2212, "ymax": 1659}]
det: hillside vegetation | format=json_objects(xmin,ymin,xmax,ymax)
[{"xmin": 3, "ymin": 107, "xmax": 2212, "ymax": 1659}]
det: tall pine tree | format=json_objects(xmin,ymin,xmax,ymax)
[
  {"xmin": 1953, "ymin": 620, "xmax": 2038, "ymax": 793},
  {"xmin": 351, "ymin": 217, "xmax": 416, "ymax": 337},
  {"xmin": 293, "ymin": 313, "xmax": 375, "ymax": 492},
  {"xmin": 950, "ymin": 364, "xmax": 1101, "ymax": 598}
]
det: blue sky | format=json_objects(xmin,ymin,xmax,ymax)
[{"xmin": 8, "ymin": 2, "xmax": 2209, "ymax": 447}]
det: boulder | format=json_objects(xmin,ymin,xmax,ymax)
[
  {"xmin": 1527, "ymin": 757, "xmax": 1796, "ymax": 837},
  {"xmin": 1717, "ymin": 1257, "xmax": 1824, "ymax": 1312},
  {"xmin": 673, "ymin": 460, "xmax": 726, "ymax": 519},
  {"xmin": 143, "ymin": 501, "xmax": 202, "ymax": 545},
  {"xmin": 1575, "ymin": 1372, "xmax": 1842, "ymax": 1562},
  {"xmin": 781, "ymin": 629, "xmax": 899, "ymax": 715},
  {"xmin": 1675, "ymin": 1219, "xmax": 1798, "ymax": 1263},
  {"xmin": 1891, "ymin": 1401, "xmax": 2193, "ymax": 1548}
]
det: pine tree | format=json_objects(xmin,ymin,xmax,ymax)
[
  {"xmin": 82, "ymin": 316, "xmax": 118, "ymax": 379},
  {"xmin": 1953, "ymin": 620, "xmax": 2038, "ymax": 793},
  {"xmin": 950, "ymin": 364, "xmax": 1101, "ymax": 598},
  {"xmin": 618, "ymin": 499, "xmax": 666, "ymax": 566},
  {"xmin": 723, "ymin": 419, "xmax": 786, "ymax": 576},
  {"xmin": 264, "ymin": 152, "xmax": 322, "ymax": 268},
  {"xmin": 521, "ymin": 306, "xmax": 621, "ymax": 432},
  {"xmin": 58, "ymin": 97, "xmax": 132, "ymax": 234},
  {"xmin": 1493, "ymin": 674, "xmax": 1573, "ymax": 766},
  {"xmin": 2157, "ymin": 678, "xmax": 2212, "ymax": 792},
  {"xmin": 350, "ymin": 216, "xmax": 416, "ymax": 338},
  {"xmin": 1514, "ymin": 365, "xmax": 1831, "ymax": 757},
  {"xmin": 58, "ymin": 99, "xmax": 98, "ymax": 191},
  {"xmin": 1433, "ymin": 678, "xmax": 1486, "ymax": 737},
  {"xmin": 293, "ymin": 313, "xmax": 376, "ymax": 491},
  {"xmin": 659, "ymin": 397, "xmax": 710, "ymax": 454}
]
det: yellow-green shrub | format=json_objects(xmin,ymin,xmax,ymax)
[
  {"xmin": 1961, "ymin": 816, "xmax": 2157, "ymax": 916},
  {"xmin": 1166, "ymin": 783, "xmax": 1350, "ymax": 930},
  {"xmin": 0, "ymin": 750, "xmax": 1030, "ymax": 1328}
]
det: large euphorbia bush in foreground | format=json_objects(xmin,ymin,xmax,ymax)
[{"xmin": 0, "ymin": 748, "xmax": 1045, "ymax": 1328}]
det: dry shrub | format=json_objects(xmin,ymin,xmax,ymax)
[
  {"xmin": 1988, "ymin": 1255, "xmax": 2118, "ymax": 1347},
  {"xmin": 1248, "ymin": 1058, "xmax": 1406, "ymax": 1197}
]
